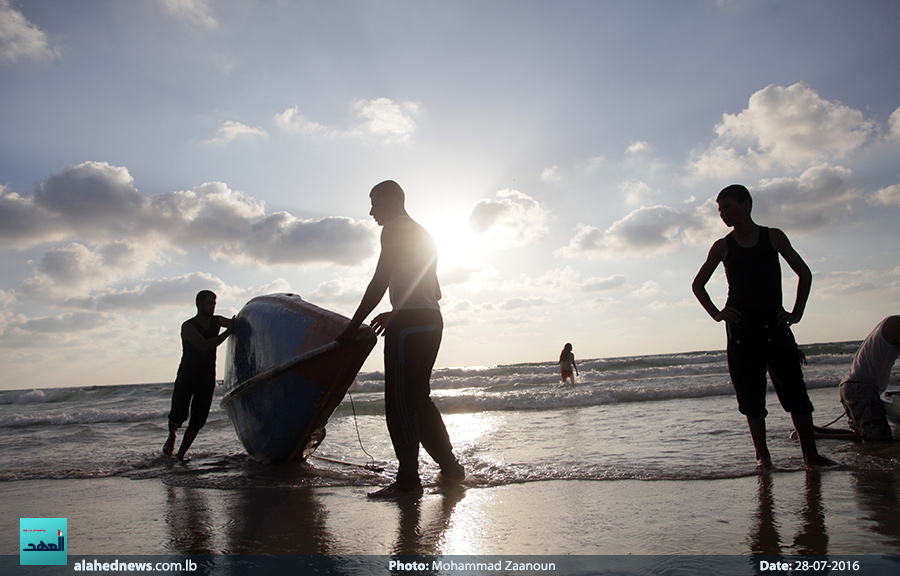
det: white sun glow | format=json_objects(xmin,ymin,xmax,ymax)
[{"xmin": 426, "ymin": 213, "xmax": 482, "ymax": 271}]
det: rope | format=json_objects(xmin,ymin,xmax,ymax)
[
  {"xmin": 819, "ymin": 409, "xmax": 848, "ymax": 429},
  {"xmin": 347, "ymin": 390, "xmax": 384, "ymax": 472}
]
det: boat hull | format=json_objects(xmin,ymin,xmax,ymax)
[
  {"xmin": 221, "ymin": 293, "xmax": 376, "ymax": 464},
  {"xmin": 885, "ymin": 388, "xmax": 900, "ymax": 426}
]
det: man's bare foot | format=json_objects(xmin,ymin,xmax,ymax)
[
  {"xmin": 804, "ymin": 454, "xmax": 838, "ymax": 468},
  {"xmin": 162, "ymin": 433, "xmax": 176, "ymax": 456},
  {"xmin": 757, "ymin": 457, "xmax": 775, "ymax": 472},
  {"xmin": 367, "ymin": 482, "xmax": 423, "ymax": 500}
]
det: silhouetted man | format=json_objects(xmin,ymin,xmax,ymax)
[
  {"xmin": 164, "ymin": 290, "xmax": 234, "ymax": 460},
  {"xmin": 337, "ymin": 180, "xmax": 465, "ymax": 498}
]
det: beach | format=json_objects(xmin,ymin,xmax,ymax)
[
  {"xmin": 3, "ymin": 468, "xmax": 900, "ymax": 557},
  {"xmin": 3, "ymin": 346, "xmax": 900, "ymax": 573}
]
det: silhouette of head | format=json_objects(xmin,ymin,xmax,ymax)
[
  {"xmin": 717, "ymin": 184, "xmax": 752, "ymax": 207},
  {"xmin": 369, "ymin": 180, "xmax": 407, "ymax": 225}
]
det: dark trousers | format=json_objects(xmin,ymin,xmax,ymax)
[
  {"xmin": 168, "ymin": 375, "xmax": 215, "ymax": 430},
  {"xmin": 726, "ymin": 321, "xmax": 814, "ymax": 419},
  {"xmin": 383, "ymin": 309, "xmax": 455, "ymax": 488}
]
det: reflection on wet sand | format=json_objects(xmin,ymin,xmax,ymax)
[
  {"xmin": 164, "ymin": 477, "xmax": 468, "ymax": 556},
  {"xmin": 851, "ymin": 468, "xmax": 900, "ymax": 549},
  {"xmin": 748, "ymin": 469, "xmax": 828, "ymax": 556},
  {"xmin": 165, "ymin": 486, "xmax": 214, "ymax": 554},
  {"xmin": 392, "ymin": 486, "xmax": 467, "ymax": 555}
]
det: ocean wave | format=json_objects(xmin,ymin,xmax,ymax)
[{"xmin": 0, "ymin": 408, "xmax": 171, "ymax": 428}]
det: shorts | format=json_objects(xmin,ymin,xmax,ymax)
[
  {"xmin": 560, "ymin": 369, "xmax": 573, "ymax": 382},
  {"xmin": 168, "ymin": 375, "xmax": 215, "ymax": 430},
  {"xmin": 839, "ymin": 381, "xmax": 893, "ymax": 441},
  {"xmin": 726, "ymin": 321, "xmax": 814, "ymax": 418}
]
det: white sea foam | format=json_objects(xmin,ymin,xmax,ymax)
[{"xmin": 1, "ymin": 342, "xmax": 894, "ymax": 485}]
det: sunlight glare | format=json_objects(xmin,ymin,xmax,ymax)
[{"xmin": 426, "ymin": 214, "xmax": 482, "ymax": 272}]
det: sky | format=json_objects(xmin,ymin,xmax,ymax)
[{"xmin": 1, "ymin": 0, "xmax": 899, "ymax": 390}]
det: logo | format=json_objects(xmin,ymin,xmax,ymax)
[{"xmin": 20, "ymin": 518, "xmax": 67, "ymax": 566}]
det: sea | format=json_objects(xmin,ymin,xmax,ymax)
[{"xmin": 2, "ymin": 340, "xmax": 899, "ymax": 490}]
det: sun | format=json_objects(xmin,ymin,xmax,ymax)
[{"xmin": 424, "ymin": 212, "xmax": 482, "ymax": 272}]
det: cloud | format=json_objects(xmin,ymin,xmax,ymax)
[
  {"xmin": 9, "ymin": 310, "xmax": 119, "ymax": 334},
  {"xmin": 67, "ymin": 273, "xmax": 291, "ymax": 313},
  {"xmin": 1, "ymin": 162, "xmax": 379, "ymax": 303},
  {"xmin": 620, "ymin": 180, "xmax": 655, "ymax": 207},
  {"xmin": 541, "ymin": 166, "xmax": 560, "ymax": 182},
  {"xmin": 581, "ymin": 274, "xmax": 627, "ymax": 292},
  {"xmin": 159, "ymin": 0, "xmax": 218, "ymax": 29},
  {"xmin": 21, "ymin": 240, "xmax": 168, "ymax": 303},
  {"xmin": 870, "ymin": 184, "xmax": 900, "ymax": 207},
  {"xmin": 276, "ymin": 97, "xmax": 421, "ymax": 144},
  {"xmin": 558, "ymin": 205, "xmax": 696, "ymax": 258},
  {"xmin": 212, "ymin": 212, "xmax": 376, "ymax": 266},
  {"xmin": 750, "ymin": 164, "xmax": 861, "ymax": 233},
  {"xmin": 349, "ymin": 98, "xmax": 420, "ymax": 143},
  {"xmin": 274, "ymin": 107, "xmax": 328, "ymax": 136},
  {"xmin": 0, "ymin": 0, "xmax": 60, "ymax": 64},
  {"xmin": 560, "ymin": 161, "xmax": 862, "ymax": 260},
  {"xmin": 467, "ymin": 189, "xmax": 548, "ymax": 249},
  {"xmin": 889, "ymin": 107, "xmax": 900, "ymax": 140},
  {"xmin": 204, "ymin": 120, "xmax": 268, "ymax": 145},
  {"xmin": 689, "ymin": 83, "xmax": 876, "ymax": 179},
  {"xmin": 2, "ymin": 162, "xmax": 376, "ymax": 265},
  {"xmin": 626, "ymin": 141, "xmax": 650, "ymax": 155},
  {"xmin": 812, "ymin": 270, "xmax": 882, "ymax": 298}
]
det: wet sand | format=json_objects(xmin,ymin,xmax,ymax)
[{"xmin": 3, "ymin": 467, "xmax": 900, "ymax": 558}]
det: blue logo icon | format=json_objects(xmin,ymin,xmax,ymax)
[{"xmin": 20, "ymin": 518, "xmax": 67, "ymax": 566}]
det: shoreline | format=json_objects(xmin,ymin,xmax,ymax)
[{"xmin": 4, "ymin": 467, "xmax": 900, "ymax": 557}]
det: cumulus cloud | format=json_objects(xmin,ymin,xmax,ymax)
[
  {"xmin": 276, "ymin": 97, "xmax": 421, "ymax": 144},
  {"xmin": 560, "ymin": 161, "xmax": 863, "ymax": 259},
  {"xmin": 21, "ymin": 240, "xmax": 168, "ymax": 303},
  {"xmin": 275, "ymin": 107, "xmax": 328, "ymax": 136},
  {"xmin": 0, "ymin": 0, "xmax": 60, "ymax": 64},
  {"xmin": 689, "ymin": 83, "xmax": 876, "ymax": 179},
  {"xmin": 1, "ymin": 161, "xmax": 378, "ymax": 302},
  {"xmin": 212, "ymin": 212, "xmax": 376, "ymax": 266},
  {"xmin": 750, "ymin": 164, "xmax": 861, "ymax": 233},
  {"xmin": 558, "ymin": 205, "xmax": 696, "ymax": 258},
  {"xmin": 890, "ymin": 107, "xmax": 900, "ymax": 140},
  {"xmin": 467, "ymin": 189, "xmax": 548, "ymax": 249},
  {"xmin": 870, "ymin": 184, "xmax": 900, "ymax": 207},
  {"xmin": 159, "ymin": 0, "xmax": 218, "ymax": 29},
  {"xmin": 204, "ymin": 120, "xmax": 268, "ymax": 145}
]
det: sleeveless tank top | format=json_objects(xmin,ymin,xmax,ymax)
[
  {"xmin": 176, "ymin": 316, "xmax": 221, "ymax": 381},
  {"xmin": 842, "ymin": 317, "xmax": 900, "ymax": 393},
  {"xmin": 723, "ymin": 226, "xmax": 783, "ymax": 322}
]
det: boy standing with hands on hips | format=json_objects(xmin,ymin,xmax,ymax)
[{"xmin": 692, "ymin": 184, "xmax": 835, "ymax": 470}]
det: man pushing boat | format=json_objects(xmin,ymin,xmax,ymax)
[
  {"xmin": 337, "ymin": 180, "xmax": 466, "ymax": 499},
  {"xmin": 164, "ymin": 290, "xmax": 234, "ymax": 460}
]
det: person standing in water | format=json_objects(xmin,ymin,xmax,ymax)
[
  {"xmin": 692, "ymin": 184, "xmax": 835, "ymax": 470},
  {"xmin": 163, "ymin": 290, "xmax": 234, "ymax": 460},
  {"xmin": 559, "ymin": 343, "xmax": 578, "ymax": 385},
  {"xmin": 337, "ymin": 180, "xmax": 465, "ymax": 499}
]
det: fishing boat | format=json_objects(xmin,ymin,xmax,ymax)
[
  {"xmin": 885, "ymin": 388, "xmax": 900, "ymax": 426},
  {"xmin": 221, "ymin": 293, "xmax": 377, "ymax": 464}
]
